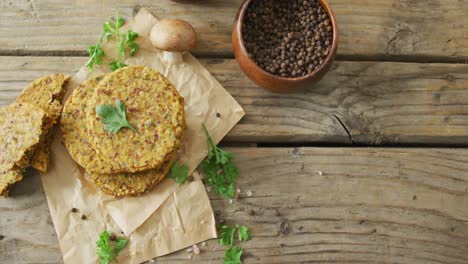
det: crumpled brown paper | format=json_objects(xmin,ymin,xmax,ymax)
[{"xmin": 41, "ymin": 8, "xmax": 245, "ymax": 263}]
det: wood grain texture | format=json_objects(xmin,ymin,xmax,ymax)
[
  {"xmin": 1, "ymin": 148, "xmax": 468, "ymax": 263},
  {"xmin": 1, "ymin": 56, "xmax": 468, "ymax": 144},
  {"xmin": 0, "ymin": 0, "xmax": 467, "ymax": 60}
]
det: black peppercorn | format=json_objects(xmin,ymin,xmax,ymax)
[{"xmin": 242, "ymin": 0, "xmax": 333, "ymax": 78}]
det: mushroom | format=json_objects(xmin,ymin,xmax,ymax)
[{"xmin": 150, "ymin": 19, "xmax": 197, "ymax": 64}]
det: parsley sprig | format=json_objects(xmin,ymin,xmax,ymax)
[
  {"xmin": 96, "ymin": 231, "xmax": 128, "ymax": 264},
  {"xmin": 219, "ymin": 224, "xmax": 251, "ymax": 246},
  {"xmin": 219, "ymin": 224, "xmax": 251, "ymax": 264},
  {"xmin": 224, "ymin": 246, "xmax": 243, "ymax": 264},
  {"xmin": 168, "ymin": 161, "xmax": 189, "ymax": 185},
  {"xmin": 86, "ymin": 12, "xmax": 139, "ymax": 71},
  {"xmin": 96, "ymin": 100, "xmax": 137, "ymax": 134},
  {"xmin": 201, "ymin": 123, "xmax": 239, "ymax": 198}
]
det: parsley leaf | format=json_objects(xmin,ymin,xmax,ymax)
[
  {"xmin": 86, "ymin": 39, "xmax": 105, "ymax": 70},
  {"xmin": 125, "ymin": 30, "xmax": 139, "ymax": 56},
  {"xmin": 96, "ymin": 231, "xmax": 128, "ymax": 264},
  {"xmin": 109, "ymin": 60, "xmax": 128, "ymax": 71},
  {"xmin": 87, "ymin": 12, "xmax": 139, "ymax": 71},
  {"xmin": 168, "ymin": 161, "xmax": 189, "ymax": 185},
  {"xmin": 201, "ymin": 123, "xmax": 240, "ymax": 198},
  {"xmin": 96, "ymin": 100, "xmax": 137, "ymax": 134},
  {"xmin": 224, "ymin": 246, "xmax": 243, "ymax": 264},
  {"xmin": 236, "ymin": 225, "xmax": 251, "ymax": 242},
  {"xmin": 219, "ymin": 224, "xmax": 251, "ymax": 246},
  {"xmin": 219, "ymin": 225, "xmax": 237, "ymax": 246}
]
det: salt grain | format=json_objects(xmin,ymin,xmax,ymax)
[
  {"xmin": 193, "ymin": 244, "xmax": 200, "ymax": 255},
  {"xmin": 246, "ymin": 190, "xmax": 253, "ymax": 197},
  {"xmin": 206, "ymin": 186, "xmax": 212, "ymax": 192},
  {"xmin": 186, "ymin": 247, "xmax": 193, "ymax": 253},
  {"xmin": 187, "ymin": 254, "xmax": 193, "ymax": 259},
  {"xmin": 229, "ymin": 199, "xmax": 233, "ymax": 204},
  {"xmin": 201, "ymin": 242, "xmax": 207, "ymax": 246},
  {"xmin": 318, "ymin": 171, "xmax": 323, "ymax": 176},
  {"xmin": 236, "ymin": 188, "xmax": 241, "ymax": 193}
]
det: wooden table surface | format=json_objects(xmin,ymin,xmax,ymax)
[{"xmin": 1, "ymin": 1, "xmax": 468, "ymax": 263}]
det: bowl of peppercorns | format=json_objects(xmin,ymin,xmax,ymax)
[{"xmin": 232, "ymin": 0, "xmax": 338, "ymax": 93}]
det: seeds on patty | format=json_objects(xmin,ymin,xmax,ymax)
[
  {"xmin": 16, "ymin": 73, "xmax": 70, "ymax": 172},
  {"xmin": 0, "ymin": 102, "xmax": 47, "ymax": 172},
  {"xmin": 87, "ymin": 153, "xmax": 176, "ymax": 197},
  {"xmin": 61, "ymin": 75, "xmax": 116, "ymax": 173},
  {"xmin": 86, "ymin": 65, "xmax": 185, "ymax": 174}
]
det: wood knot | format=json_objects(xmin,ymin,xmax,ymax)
[
  {"xmin": 446, "ymin": 74, "xmax": 456, "ymax": 83},
  {"xmin": 279, "ymin": 222, "xmax": 290, "ymax": 235}
]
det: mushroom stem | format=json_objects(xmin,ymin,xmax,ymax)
[{"xmin": 163, "ymin": 51, "xmax": 184, "ymax": 64}]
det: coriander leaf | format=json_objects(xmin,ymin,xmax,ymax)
[
  {"xmin": 96, "ymin": 231, "xmax": 129, "ymax": 264},
  {"xmin": 96, "ymin": 231, "xmax": 112, "ymax": 264},
  {"xmin": 201, "ymin": 123, "xmax": 239, "ymax": 198},
  {"xmin": 103, "ymin": 21, "xmax": 115, "ymax": 40},
  {"xmin": 217, "ymin": 181, "xmax": 236, "ymax": 198},
  {"xmin": 127, "ymin": 42, "xmax": 139, "ymax": 56},
  {"xmin": 219, "ymin": 225, "xmax": 236, "ymax": 246},
  {"xmin": 86, "ymin": 41, "xmax": 105, "ymax": 70},
  {"xmin": 96, "ymin": 100, "xmax": 137, "ymax": 134},
  {"xmin": 224, "ymin": 246, "xmax": 243, "ymax": 264},
  {"xmin": 223, "ymin": 161, "xmax": 240, "ymax": 182},
  {"xmin": 236, "ymin": 225, "xmax": 251, "ymax": 242},
  {"xmin": 115, "ymin": 16, "xmax": 125, "ymax": 28},
  {"xmin": 168, "ymin": 161, "xmax": 189, "ymax": 185},
  {"xmin": 125, "ymin": 30, "xmax": 139, "ymax": 56},
  {"xmin": 113, "ymin": 237, "xmax": 128, "ymax": 254},
  {"xmin": 125, "ymin": 30, "xmax": 138, "ymax": 42},
  {"xmin": 88, "ymin": 12, "xmax": 138, "ymax": 72},
  {"xmin": 109, "ymin": 60, "xmax": 127, "ymax": 71},
  {"xmin": 118, "ymin": 40, "xmax": 126, "ymax": 59}
]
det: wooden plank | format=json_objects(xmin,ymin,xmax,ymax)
[
  {"xmin": 0, "ymin": 0, "xmax": 467, "ymax": 60},
  {"xmin": 1, "ymin": 147, "xmax": 468, "ymax": 263},
  {"xmin": 1, "ymin": 56, "xmax": 468, "ymax": 145}
]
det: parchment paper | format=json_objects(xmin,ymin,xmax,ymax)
[{"xmin": 41, "ymin": 8, "xmax": 245, "ymax": 263}]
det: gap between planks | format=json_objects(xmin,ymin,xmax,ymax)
[{"xmin": 1, "ymin": 50, "xmax": 467, "ymax": 65}]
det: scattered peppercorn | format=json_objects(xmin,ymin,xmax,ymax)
[
  {"xmin": 187, "ymin": 175, "xmax": 194, "ymax": 182},
  {"xmin": 71, "ymin": 208, "xmax": 78, "ymax": 213},
  {"xmin": 81, "ymin": 215, "xmax": 87, "ymax": 220},
  {"xmin": 110, "ymin": 233, "xmax": 117, "ymax": 241},
  {"xmin": 216, "ymin": 112, "xmax": 221, "ymax": 118},
  {"xmin": 242, "ymin": 0, "xmax": 333, "ymax": 78}
]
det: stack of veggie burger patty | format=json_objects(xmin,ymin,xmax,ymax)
[{"xmin": 61, "ymin": 65, "xmax": 185, "ymax": 197}]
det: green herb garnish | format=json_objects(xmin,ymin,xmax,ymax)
[
  {"xmin": 237, "ymin": 225, "xmax": 251, "ymax": 242},
  {"xmin": 219, "ymin": 224, "xmax": 251, "ymax": 246},
  {"xmin": 87, "ymin": 11, "xmax": 139, "ymax": 71},
  {"xmin": 86, "ymin": 36, "xmax": 106, "ymax": 70},
  {"xmin": 224, "ymin": 246, "xmax": 243, "ymax": 264},
  {"xmin": 201, "ymin": 123, "xmax": 239, "ymax": 198},
  {"xmin": 218, "ymin": 224, "xmax": 251, "ymax": 263},
  {"xmin": 96, "ymin": 100, "xmax": 137, "ymax": 134},
  {"xmin": 219, "ymin": 225, "xmax": 237, "ymax": 246},
  {"xmin": 168, "ymin": 161, "xmax": 189, "ymax": 185},
  {"xmin": 96, "ymin": 231, "xmax": 128, "ymax": 264}
]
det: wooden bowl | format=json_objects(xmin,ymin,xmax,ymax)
[{"xmin": 232, "ymin": 0, "xmax": 339, "ymax": 93}]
